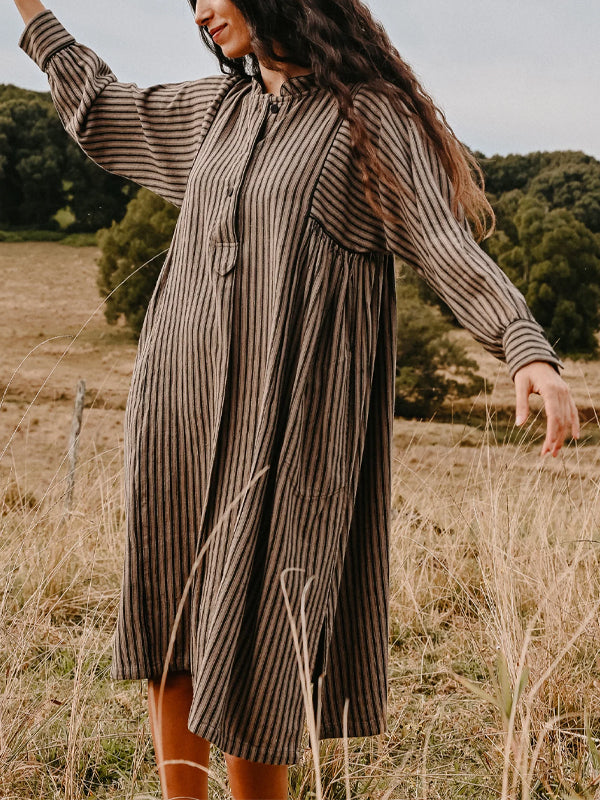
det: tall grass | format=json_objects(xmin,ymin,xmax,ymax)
[
  {"xmin": 388, "ymin": 418, "xmax": 600, "ymax": 799},
  {"xmin": 1, "ymin": 410, "xmax": 599, "ymax": 798}
]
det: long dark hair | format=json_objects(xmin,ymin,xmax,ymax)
[{"xmin": 191, "ymin": 0, "xmax": 495, "ymax": 241}]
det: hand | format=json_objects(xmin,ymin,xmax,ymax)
[{"xmin": 514, "ymin": 361, "xmax": 580, "ymax": 457}]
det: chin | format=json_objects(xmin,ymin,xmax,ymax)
[
  {"xmin": 222, "ymin": 45, "xmax": 252, "ymax": 59},
  {"xmin": 218, "ymin": 34, "xmax": 253, "ymax": 60}
]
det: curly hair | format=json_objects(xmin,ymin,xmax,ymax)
[{"xmin": 191, "ymin": 0, "xmax": 495, "ymax": 242}]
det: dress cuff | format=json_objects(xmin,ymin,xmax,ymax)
[
  {"xmin": 19, "ymin": 9, "xmax": 75, "ymax": 72},
  {"xmin": 503, "ymin": 319, "xmax": 565, "ymax": 380}
]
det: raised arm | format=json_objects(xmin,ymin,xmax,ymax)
[
  {"xmin": 376, "ymin": 94, "xmax": 579, "ymax": 454},
  {"xmin": 15, "ymin": 4, "xmax": 234, "ymax": 206}
]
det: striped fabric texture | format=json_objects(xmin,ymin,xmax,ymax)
[{"xmin": 21, "ymin": 10, "xmax": 563, "ymax": 766}]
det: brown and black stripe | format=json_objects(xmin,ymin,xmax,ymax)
[{"xmin": 21, "ymin": 9, "xmax": 562, "ymax": 766}]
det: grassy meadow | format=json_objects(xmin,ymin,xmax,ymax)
[{"xmin": 2, "ymin": 242, "xmax": 600, "ymax": 799}]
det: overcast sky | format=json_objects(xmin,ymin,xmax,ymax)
[{"xmin": 2, "ymin": 0, "xmax": 599, "ymax": 159}]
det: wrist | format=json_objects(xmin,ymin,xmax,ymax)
[{"xmin": 15, "ymin": 0, "xmax": 46, "ymax": 26}]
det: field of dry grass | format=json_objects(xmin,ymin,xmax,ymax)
[{"xmin": 2, "ymin": 242, "xmax": 600, "ymax": 799}]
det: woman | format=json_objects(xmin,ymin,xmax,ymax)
[{"xmin": 13, "ymin": 0, "xmax": 580, "ymax": 798}]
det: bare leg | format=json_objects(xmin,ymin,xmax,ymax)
[
  {"xmin": 148, "ymin": 671, "xmax": 211, "ymax": 800},
  {"xmin": 224, "ymin": 752, "xmax": 289, "ymax": 800}
]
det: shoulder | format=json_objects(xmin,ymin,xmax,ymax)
[
  {"xmin": 143, "ymin": 72, "xmax": 242, "ymax": 111},
  {"xmin": 348, "ymin": 82, "xmax": 414, "ymax": 142},
  {"xmin": 160, "ymin": 72, "xmax": 239, "ymax": 96},
  {"xmin": 349, "ymin": 82, "xmax": 384, "ymax": 120}
]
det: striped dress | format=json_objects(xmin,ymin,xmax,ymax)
[{"xmin": 20, "ymin": 9, "xmax": 562, "ymax": 766}]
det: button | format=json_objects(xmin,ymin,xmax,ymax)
[{"xmin": 269, "ymin": 102, "xmax": 279, "ymax": 114}]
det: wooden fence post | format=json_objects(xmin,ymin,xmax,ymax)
[{"xmin": 64, "ymin": 379, "xmax": 86, "ymax": 512}]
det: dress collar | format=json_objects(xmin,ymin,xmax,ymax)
[{"xmin": 249, "ymin": 71, "xmax": 318, "ymax": 99}]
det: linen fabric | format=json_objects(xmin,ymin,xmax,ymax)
[{"xmin": 20, "ymin": 9, "xmax": 562, "ymax": 766}]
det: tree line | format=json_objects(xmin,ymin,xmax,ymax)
[
  {"xmin": 0, "ymin": 84, "xmax": 136, "ymax": 230},
  {"xmin": 479, "ymin": 150, "xmax": 600, "ymax": 357},
  {"xmin": 3, "ymin": 84, "xmax": 600, "ymax": 416}
]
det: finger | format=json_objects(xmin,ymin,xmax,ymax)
[
  {"xmin": 541, "ymin": 429, "xmax": 558, "ymax": 458},
  {"xmin": 514, "ymin": 373, "xmax": 531, "ymax": 426},
  {"xmin": 545, "ymin": 388, "xmax": 577, "ymax": 456},
  {"xmin": 570, "ymin": 397, "xmax": 581, "ymax": 440},
  {"xmin": 556, "ymin": 390, "xmax": 578, "ymax": 450},
  {"xmin": 552, "ymin": 392, "xmax": 572, "ymax": 455},
  {"xmin": 542, "ymin": 426, "xmax": 564, "ymax": 457},
  {"xmin": 541, "ymin": 393, "xmax": 568, "ymax": 457},
  {"xmin": 554, "ymin": 393, "xmax": 570, "ymax": 453}
]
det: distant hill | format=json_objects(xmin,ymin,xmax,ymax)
[
  {"xmin": 0, "ymin": 83, "xmax": 53, "ymax": 104},
  {"xmin": 475, "ymin": 149, "xmax": 600, "ymax": 236}
]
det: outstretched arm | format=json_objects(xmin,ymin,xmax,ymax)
[{"xmin": 375, "ymin": 93, "xmax": 579, "ymax": 456}]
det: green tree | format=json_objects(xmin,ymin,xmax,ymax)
[
  {"xmin": 476, "ymin": 149, "xmax": 598, "ymax": 198},
  {"xmin": 492, "ymin": 196, "xmax": 600, "ymax": 356},
  {"xmin": 64, "ymin": 137, "xmax": 137, "ymax": 232},
  {"xmin": 476, "ymin": 151, "xmax": 544, "ymax": 195},
  {"xmin": 395, "ymin": 267, "xmax": 486, "ymax": 418},
  {"xmin": 0, "ymin": 84, "xmax": 51, "ymax": 104},
  {"xmin": 0, "ymin": 83, "xmax": 136, "ymax": 231},
  {"xmin": 528, "ymin": 160, "xmax": 600, "ymax": 234},
  {"xmin": 97, "ymin": 188, "xmax": 179, "ymax": 336},
  {"xmin": 0, "ymin": 97, "xmax": 66, "ymax": 227}
]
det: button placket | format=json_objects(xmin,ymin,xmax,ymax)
[{"xmin": 210, "ymin": 100, "xmax": 276, "ymax": 276}]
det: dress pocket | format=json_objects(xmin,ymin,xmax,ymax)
[{"xmin": 291, "ymin": 339, "xmax": 351, "ymax": 499}]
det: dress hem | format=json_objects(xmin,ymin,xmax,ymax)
[
  {"xmin": 111, "ymin": 658, "xmax": 387, "ymax": 766},
  {"xmin": 110, "ymin": 655, "xmax": 191, "ymax": 682},
  {"xmin": 188, "ymin": 715, "xmax": 388, "ymax": 766},
  {"xmin": 188, "ymin": 718, "xmax": 303, "ymax": 765}
]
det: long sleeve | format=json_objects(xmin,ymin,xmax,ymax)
[
  {"xmin": 19, "ymin": 9, "xmax": 232, "ymax": 207},
  {"xmin": 376, "ymin": 94, "xmax": 563, "ymax": 379}
]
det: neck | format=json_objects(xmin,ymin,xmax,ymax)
[{"xmin": 258, "ymin": 61, "xmax": 313, "ymax": 96}]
